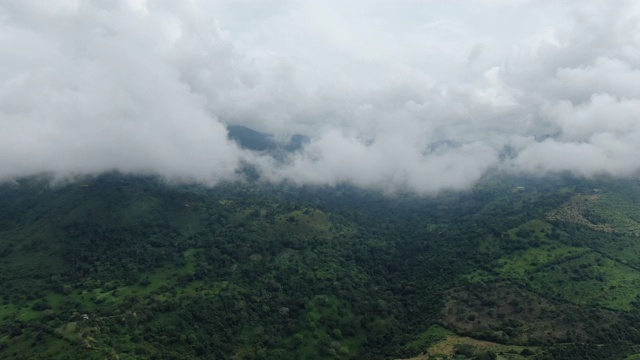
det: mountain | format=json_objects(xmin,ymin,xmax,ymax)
[
  {"xmin": 1, "ymin": 173, "xmax": 640, "ymax": 359},
  {"xmin": 227, "ymin": 125, "xmax": 309, "ymax": 153}
]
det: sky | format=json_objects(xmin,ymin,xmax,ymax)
[{"xmin": 1, "ymin": 0, "xmax": 639, "ymax": 193}]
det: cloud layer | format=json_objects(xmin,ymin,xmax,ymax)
[{"xmin": 1, "ymin": 0, "xmax": 639, "ymax": 193}]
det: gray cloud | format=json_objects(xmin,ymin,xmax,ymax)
[{"xmin": 1, "ymin": 0, "xmax": 639, "ymax": 193}]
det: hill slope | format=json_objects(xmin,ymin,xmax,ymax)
[{"xmin": 1, "ymin": 174, "xmax": 640, "ymax": 359}]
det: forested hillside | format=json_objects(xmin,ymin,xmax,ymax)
[{"xmin": 2, "ymin": 173, "xmax": 640, "ymax": 359}]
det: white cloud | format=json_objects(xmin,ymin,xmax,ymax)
[
  {"xmin": 1, "ymin": 0, "xmax": 639, "ymax": 193},
  {"xmin": 0, "ymin": 0, "xmax": 242, "ymax": 183}
]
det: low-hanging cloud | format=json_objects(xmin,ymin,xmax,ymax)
[{"xmin": 1, "ymin": 0, "xmax": 639, "ymax": 193}]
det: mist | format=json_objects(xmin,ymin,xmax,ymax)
[{"xmin": 1, "ymin": 0, "xmax": 639, "ymax": 193}]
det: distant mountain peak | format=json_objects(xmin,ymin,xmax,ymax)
[{"xmin": 226, "ymin": 124, "xmax": 308, "ymax": 153}]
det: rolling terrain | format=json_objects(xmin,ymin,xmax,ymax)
[{"xmin": 1, "ymin": 174, "xmax": 640, "ymax": 359}]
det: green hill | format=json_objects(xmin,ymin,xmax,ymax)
[{"xmin": 2, "ymin": 174, "xmax": 640, "ymax": 359}]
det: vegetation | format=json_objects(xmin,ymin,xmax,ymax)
[{"xmin": 2, "ymin": 173, "xmax": 640, "ymax": 359}]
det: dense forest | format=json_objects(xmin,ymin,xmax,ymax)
[{"xmin": 2, "ymin": 173, "xmax": 640, "ymax": 359}]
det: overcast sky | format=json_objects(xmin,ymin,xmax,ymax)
[{"xmin": 1, "ymin": 0, "xmax": 639, "ymax": 193}]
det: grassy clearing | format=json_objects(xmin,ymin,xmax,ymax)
[
  {"xmin": 400, "ymin": 325, "xmax": 455, "ymax": 355},
  {"xmin": 528, "ymin": 252, "xmax": 640, "ymax": 310},
  {"xmin": 398, "ymin": 333, "xmax": 539, "ymax": 360},
  {"xmin": 494, "ymin": 244, "xmax": 589, "ymax": 278},
  {"xmin": 0, "ymin": 335, "xmax": 88, "ymax": 360},
  {"xmin": 465, "ymin": 241, "xmax": 589, "ymax": 284},
  {"xmin": 589, "ymin": 194, "xmax": 640, "ymax": 236},
  {"xmin": 467, "ymin": 244, "xmax": 640, "ymax": 311},
  {"xmin": 428, "ymin": 335, "xmax": 537, "ymax": 359},
  {"xmin": 1, "ymin": 247, "xmax": 208, "ymax": 325},
  {"xmin": 0, "ymin": 303, "xmax": 40, "ymax": 322},
  {"xmin": 465, "ymin": 214, "xmax": 640, "ymax": 311},
  {"xmin": 548, "ymin": 185, "xmax": 640, "ymax": 236}
]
